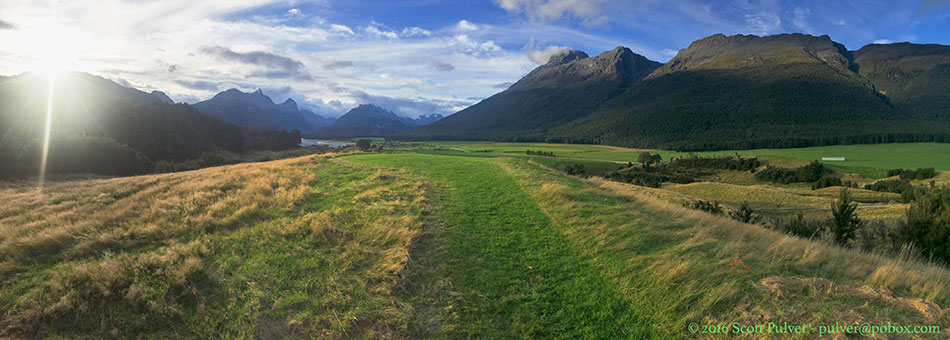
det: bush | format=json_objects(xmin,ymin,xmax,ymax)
[
  {"xmin": 903, "ymin": 186, "xmax": 950, "ymax": 263},
  {"xmin": 889, "ymin": 167, "xmax": 937, "ymax": 180},
  {"xmin": 774, "ymin": 212, "xmax": 824, "ymax": 239},
  {"xmin": 811, "ymin": 176, "xmax": 842, "ymax": 190},
  {"xmin": 670, "ymin": 155, "xmax": 761, "ymax": 171},
  {"xmin": 687, "ymin": 200, "xmax": 724, "ymax": 215},
  {"xmin": 864, "ymin": 178, "xmax": 913, "ymax": 194},
  {"xmin": 829, "ymin": 188, "xmax": 865, "ymax": 247},
  {"xmin": 730, "ymin": 202, "xmax": 762, "ymax": 224},
  {"xmin": 564, "ymin": 163, "xmax": 585, "ymax": 176},
  {"xmin": 755, "ymin": 161, "xmax": 831, "ymax": 184},
  {"xmin": 526, "ymin": 150, "xmax": 555, "ymax": 157},
  {"xmin": 356, "ymin": 139, "xmax": 372, "ymax": 152}
]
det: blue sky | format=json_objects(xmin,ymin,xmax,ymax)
[{"xmin": 1, "ymin": 0, "xmax": 949, "ymax": 117}]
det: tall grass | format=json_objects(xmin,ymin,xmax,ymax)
[
  {"xmin": 504, "ymin": 158, "xmax": 950, "ymax": 337},
  {"xmin": 0, "ymin": 154, "xmax": 430, "ymax": 338}
]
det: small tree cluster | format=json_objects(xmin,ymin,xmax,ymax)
[
  {"xmin": 888, "ymin": 167, "xmax": 937, "ymax": 180},
  {"xmin": 754, "ymin": 161, "xmax": 831, "ymax": 184},
  {"xmin": 356, "ymin": 139, "xmax": 373, "ymax": 152},
  {"xmin": 526, "ymin": 150, "xmax": 556, "ymax": 157},
  {"xmin": 669, "ymin": 155, "xmax": 761, "ymax": 171},
  {"xmin": 637, "ymin": 152, "xmax": 662, "ymax": 168}
]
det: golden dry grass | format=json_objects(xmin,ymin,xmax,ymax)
[
  {"xmin": 504, "ymin": 159, "xmax": 950, "ymax": 338},
  {"xmin": 0, "ymin": 154, "xmax": 431, "ymax": 338}
]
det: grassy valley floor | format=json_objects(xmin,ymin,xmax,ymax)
[{"xmin": 2, "ymin": 148, "xmax": 950, "ymax": 338}]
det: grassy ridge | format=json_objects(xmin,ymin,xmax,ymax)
[
  {"xmin": 343, "ymin": 153, "xmax": 656, "ymax": 338},
  {"xmin": 503, "ymin": 158, "xmax": 950, "ymax": 338}
]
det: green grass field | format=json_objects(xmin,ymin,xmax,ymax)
[
  {"xmin": 402, "ymin": 141, "xmax": 950, "ymax": 178},
  {"xmin": 4, "ymin": 142, "xmax": 950, "ymax": 338}
]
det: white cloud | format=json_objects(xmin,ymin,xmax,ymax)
[
  {"xmin": 527, "ymin": 45, "xmax": 572, "ymax": 64},
  {"xmin": 792, "ymin": 7, "xmax": 813, "ymax": 34},
  {"xmin": 0, "ymin": 1, "xmax": 540, "ymax": 117},
  {"xmin": 494, "ymin": 0, "xmax": 608, "ymax": 25},
  {"xmin": 873, "ymin": 39, "xmax": 893, "ymax": 44},
  {"xmin": 452, "ymin": 34, "xmax": 503, "ymax": 55},
  {"xmin": 364, "ymin": 24, "xmax": 398, "ymax": 39},
  {"xmin": 330, "ymin": 24, "xmax": 354, "ymax": 35},
  {"xmin": 744, "ymin": 12, "xmax": 781, "ymax": 35},
  {"xmin": 456, "ymin": 20, "xmax": 478, "ymax": 31},
  {"xmin": 402, "ymin": 26, "xmax": 432, "ymax": 37},
  {"xmin": 286, "ymin": 8, "xmax": 300, "ymax": 16}
]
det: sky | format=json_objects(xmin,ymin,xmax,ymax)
[{"xmin": 1, "ymin": 0, "xmax": 949, "ymax": 118}]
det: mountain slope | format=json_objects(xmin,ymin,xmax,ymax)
[
  {"xmin": 151, "ymin": 90, "xmax": 174, "ymax": 104},
  {"xmin": 0, "ymin": 72, "xmax": 300, "ymax": 178},
  {"xmin": 409, "ymin": 47, "xmax": 662, "ymax": 139},
  {"xmin": 853, "ymin": 42, "xmax": 950, "ymax": 119},
  {"xmin": 193, "ymin": 89, "xmax": 331, "ymax": 133},
  {"xmin": 546, "ymin": 34, "xmax": 919, "ymax": 149}
]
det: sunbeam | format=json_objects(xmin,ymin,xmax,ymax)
[{"xmin": 38, "ymin": 76, "xmax": 54, "ymax": 192}]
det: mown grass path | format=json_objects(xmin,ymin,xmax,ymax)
[{"xmin": 343, "ymin": 153, "xmax": 657, "ymax": 339}]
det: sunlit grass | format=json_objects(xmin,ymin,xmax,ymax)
[{"xmin": 0, "ymin": 154, "xmax": 430, "ymax": 338}]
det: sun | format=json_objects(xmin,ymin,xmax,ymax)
[
  {"xmin": 33, "ymin": 53, "xmax": 73, "ymax": 80},
  {"xmin": 15, "ymin": 17, "xmax": 78, "ymax": 79}
]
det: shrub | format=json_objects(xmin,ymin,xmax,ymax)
[
  {"xmin": 903, "ymin": 186, "xmax": 950, "ymax": 263},
  {"xmin": 865, "ymin": 178, "xmax": 913, "ymax": 194},
  {"xmin": 687, "ymin": 200, "xmax": 723, "ymax": 215},
  {"xmin": 564, "ymin": 163, "xmax": 585, "ymax": 176},
  {"xmin": 526, "ymin": 150, "xmax": 555, "ymax": 157},
  {"xmin": 829, "ymin": 188, "xmax": 865, "ymax": 247},
  {"xmin": 755, "ymin": 161, "xmax": 832, "ymax": 184},
  {"xmin": 774, "ymin": 212, "xmax": 824, "ymax": 239},
  {"xmin": 730, "ymin": 202, "xmax": 762, "ymax": 224},
  {"xmin": 637, "ymin": 152, "xmax": 661, "ymax": 168},
  {"xmin": 811, "ymin": 176, "xmax": 842, "ymax": 190},
  {"xmin": 889, "ymin": 167, "xmax": 937, "ymax": 180},
  {"xmin": 671, "ymin": 156, "xmax": 761, "ymax": 171},
  {"xmin": 356, "ymin": 139, "xmax": 372, "ymax": 151}
]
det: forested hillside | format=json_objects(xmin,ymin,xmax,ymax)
[
  {"xmin": 0, "ymin": 72, "xmax": 301, "ymax": 179},
  {"xmin": 403, "ymin": 34, "xmax": 950, "ymax": 151}
]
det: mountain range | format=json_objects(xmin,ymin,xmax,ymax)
[
  {"xmin": 192, "ymin": 88, "xmax": 334, "ymax": 134},
  {"xmin": 406, "ymin": 33, "xmax": 950, "ymax": 150},
  {"xmin": 0, "ymin": 72, "xmax": 302, "ymax": 179},
  {"xmin": 309, "ymin": 104, "xmax": 444, "ymax": 138}
]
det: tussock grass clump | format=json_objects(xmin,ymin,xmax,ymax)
[
  {"xmin": 502, "ymin": 158, "xmax": 950, "ymax": 336},
  {"xmin": 0, "ymin": 155, "xmax": 430, "ymax": 338}
]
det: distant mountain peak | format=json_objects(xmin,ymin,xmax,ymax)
[
  {"xmin": 150, "ymin": 90, "xmax": 174, "ymax": 104},
  {"xmin": 649, "ymin": 33, "xmax": 857, "ymax": 79},
  {"xmin": 545, "ymin": 50, "xmax": 589, "ymax": 66},
  {"xmin": 194, "ymin": 88, "xmax": 332, "ymax": 133}
]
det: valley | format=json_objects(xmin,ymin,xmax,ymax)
[{"xmin": 3, "ymin": 142, "xmax": 950, "ymax": 338}]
